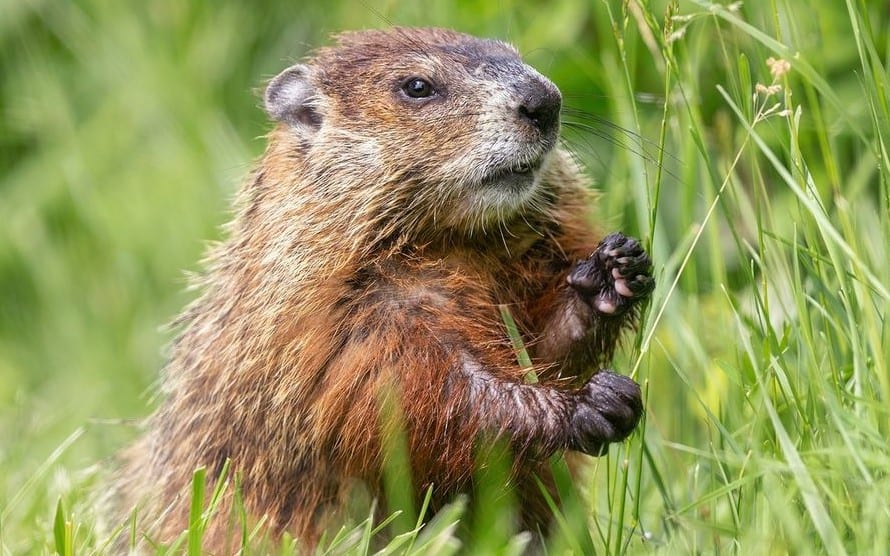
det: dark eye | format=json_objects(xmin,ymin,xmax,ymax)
[{"xmin": 402, "ymin": 77, "xmax": 434, "ymax": 99}]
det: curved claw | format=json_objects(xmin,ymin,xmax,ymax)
[
  {"xmin": 568, "ymin": 371, "xmax": 643, "ymax": 456},
  {"xmin": 567, "ymin": 232, "xmax": 654, "ymax": 315}
]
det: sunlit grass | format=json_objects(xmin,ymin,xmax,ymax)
[{"xmin": 2, "ymin": 0, "xmax": 888, "ymax": 553}]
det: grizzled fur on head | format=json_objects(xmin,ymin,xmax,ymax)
[
  {"xmin": 262, "ymin": 27, "xmax": 564, "ymax": 240},
  {"xmin": 112, "ymin": 27, "xmax": 652, "ymax": 553}
]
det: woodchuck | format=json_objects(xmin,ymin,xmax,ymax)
[{"xmin": 113, "ymin": 26, "xmax": 654, "ymax": 550}]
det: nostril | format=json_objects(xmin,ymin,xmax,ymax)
[
  {"xmin": 518, "ymin": 104, "xmax": 535, "ymax": 123},
  {"xmin": 517, "ymin": 81, "xmax": 561, "ymax": 135},
  {"xmin": 518, "ymin": 100, "xmax": 542, "ymax": 125}
]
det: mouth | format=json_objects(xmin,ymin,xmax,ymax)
[{"xmin": 479, "ymin": 157, "xmax": 545, "ymax": 190}]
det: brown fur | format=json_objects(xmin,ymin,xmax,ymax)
[{"xmin": 113, "ymin": 27, "xmax": 651, "ymax": 551}]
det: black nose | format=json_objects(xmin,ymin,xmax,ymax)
[{"xmin": 517, "ymin": 79, "xmax": 562, "ymax": 136}]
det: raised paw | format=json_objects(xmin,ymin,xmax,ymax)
[
  {"xmin": 568, "ymin": 371, "xmax": 643, "ymax": 457},
  {"xmin": 566, "ymin": 232, "xmax": 654, "ymax": 315}
]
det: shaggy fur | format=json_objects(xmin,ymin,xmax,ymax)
[{"xmin": 114, "ymin": 27, "xmax": 653, "ymax": 550}]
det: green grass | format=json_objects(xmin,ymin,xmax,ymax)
[{"xmin": 2, "ymin": 0, "xmax": 888, "ymax": 553}]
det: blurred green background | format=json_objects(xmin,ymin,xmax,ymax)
[{"xmin": 2, "ymin": 0, "xmax": 888, "ymax": 553}]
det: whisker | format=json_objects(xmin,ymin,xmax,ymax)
[
  {"xmin": 561, "ymin": 106, "xmax": 680, "ymax": 163},
  {"xmin": 562, "ymin": 120, "xmax": 656, "ymax": 162},
  {"xmin": 561, "ymin": 120, "xmax": 680, "ymax": 179},
  {"xmin": 560, "ymin": 123, "xmax": 682, "ymax": 184},
  {"xmin": 558, "ymin": 133, "xmax": 610, "ymax": 174}
]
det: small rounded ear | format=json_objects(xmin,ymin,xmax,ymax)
[{"xmin": 264, "ymin": 64, "xmax": 322, "ymax": 131}]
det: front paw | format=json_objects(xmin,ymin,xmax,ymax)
[
  {"xmin": 566, "ymin": 232, "xmax": 654, "ymax": 315},
  {"xmin": 568, "ymin": 371, "xmax": 643, "ymax": 456}
]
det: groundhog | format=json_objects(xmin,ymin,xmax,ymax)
[{"xmin": 113, "ymin": 27, "xmax": 654, "ymax": 551}]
